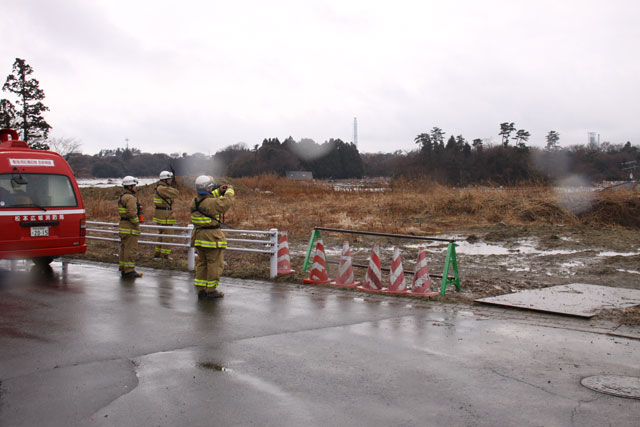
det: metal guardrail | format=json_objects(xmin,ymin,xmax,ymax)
[{"xmin": 86, "ymin": 221, "xmax": 279, "ymax": 277}]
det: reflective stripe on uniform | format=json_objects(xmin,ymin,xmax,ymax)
[
  {"xmin": 207, "ymin": 280, "xmax": 219, "ymax": 289},
  {"xmin": 153, "ymin": 217, "xmax": 177, "ymax": 224},
  {"xmin": 119, "ymin": 261, "xmax": 136, "ymax": 268},
  {"xmin": 191, "ymin": 216, "xmax": 212, "ymax": 224},
  {"xmin": 194, "ymin": 240, "xmax": 227, "ymax": 248},
  {"xmin": 194, "ymin": 278, "xmax": 208, "ymax": 287},
  {"xmin": 119, "ymin": 228, "xmax": 141, "ymax": 235}
]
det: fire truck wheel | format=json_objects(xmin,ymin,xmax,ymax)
[{"xmin": 32, "ymin": 256, "xmax": 54, "ymax": 267}]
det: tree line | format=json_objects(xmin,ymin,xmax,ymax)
[
  {"xmin": 64, "ymin": 134, "xmax": 638, "ymax": 185},
  {"xmin": 3, "ymin": 58, "xmax": 638, "ymax": 184},
  {"xmin": 67, "ymin": 137, "xmax": 364, "ymax": 180}
]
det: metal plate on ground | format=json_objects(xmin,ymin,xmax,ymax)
[
  {"xmin": 475, "ymin": 283, "xmax": 640, "ymax": 317},
  {"xmin": 581, "ymin": 375, "xmax": 640, "ymax": 399}
]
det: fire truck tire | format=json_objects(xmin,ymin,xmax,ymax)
[{"xmin": 32, "ymin": 256, "xmax": 54, "ymax": 267}]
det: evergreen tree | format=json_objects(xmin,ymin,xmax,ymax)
[
  {"xmin": 545, "ymin": 130, "xmax": 560, "ymax": 151},
  {"xmin": 513, "ymin": 129, "xmax": 530, "ymax": 150},
  {"xmin": 430, "ymin": 127, "xmax": 446, "ymax": 150},
  {"xmin": 414, "ymin": 133, "xmax": 433, "ymax": 157},
  {"xmin": 499, "ymin": 122, "xmax": 515, "ymax": 146},
  {"xmin": 2, "ymin": 58, "xmax": 51, "ymax": 149},
  {"xmin": 472, "ymin": 138, "xmax": 484, "ymax": 151},
  {"xmin": 0, "ymin": 98, "xmax": 16, "ymax": 128},
  {"xmin": 445, "ymin": 135, "xmax": 457, "ymax": 151}
]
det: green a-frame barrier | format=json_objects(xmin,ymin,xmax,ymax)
[
  {"xmin": 440, "ymin": 241, "xmax": 461, "ymax": 295},
  {"xmin": 302, "ymin": 229, "xmax": 326, "ymax": 273}
]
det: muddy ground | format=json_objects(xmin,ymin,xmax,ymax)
[
  {"xmin": 287, "ymin": 224, "xmax": 638, "ymax": 289},
  {"xmin": 278, "ymin": 224, "xmax": 640, "ymax": 325}
]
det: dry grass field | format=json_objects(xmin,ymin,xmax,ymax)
[
  {"xmin": 79, "ymin": 175, "xmax": 640, "ymax": 324},
  {"xmin": 82, "ymin": 175, "xmax": 640, "ymax": 233}
]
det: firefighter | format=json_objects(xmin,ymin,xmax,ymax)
[
  {"xmin": 153, "ymin": 170, "xmax": 179, "ymax": 259},
  {"xmin": 118, "ymin": 175, "xmax": 143, "ymax": 279},
  {"xmin": 190, "ymin": 175, "xmax": 235, "ymax": 298}
]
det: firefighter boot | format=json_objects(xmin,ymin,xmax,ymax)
[
  {"xmin": 122, "ymin": 271, "xmax": 143, "ymax": 280},
  {"xmin": 206, "ymin": 289, "xmax": 224, "ymax": 298}
]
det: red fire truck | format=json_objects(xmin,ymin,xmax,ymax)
[{"xmin": 0, "ymin": 128, "xmax": 87, "ymax": 266}]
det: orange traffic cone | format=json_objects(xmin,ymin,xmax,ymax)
[
  {"xmin": 386, "ymin": 246, "xmax": 408, "ymax": 295},
  {"xmin": 357, "ymin": 244, "xmax": 385, "ymax": 293},
  {"xmin": 330, "ymin": 241, "xmax": 361, "ymax": 288},
  {"xmin": 303, "ymin": 238, "xmax": 331, "ymax": 284},
  {"xmin": 409, "ymin": 247, "xmax": 439, "ymax": 297},
  {"xmin": 277, "ymin": 231, "xmax": 296, "ymax": 275}
]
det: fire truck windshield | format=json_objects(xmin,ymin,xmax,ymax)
[{"xmin": 0, "ymin": 173, "xmax": 78, "ymax": 208}]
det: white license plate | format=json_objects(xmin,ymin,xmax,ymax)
[{"xmin": 30, "ymin": 226, "xmax": 49, "ymax": 237}]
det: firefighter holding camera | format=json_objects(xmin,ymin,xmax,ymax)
[
  {"xmin": 153, "ymin": 170, "xmax": 180, "ymax": 259},
  {"xmin": 190, "ymin": 175, "xmax": 235, "ymax": 298}
]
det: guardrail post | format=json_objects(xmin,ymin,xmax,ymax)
[
  {"xmin": 187, "ymin": 224, "xmax": 195, "ymax": 271},
  {"xmin": 269, "ymin": 228, "xmax": 278, "ymax": 278}
]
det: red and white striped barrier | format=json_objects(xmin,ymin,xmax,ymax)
[
  {"xmin": 303, "ymin": 238, "xmax": 331, "ymax": 284},
  {"xmin": 330, "ymin": 241, "xmax": 361, "ymax": 288},
  {"xmin": 277, "ymin": 231, "xmax": 296, "ymax": 275},
  {"xmin": 386, "ymin": 246, "xmax": 408, "ymax": 295},
  {"xmin": 409, "ymin": 246, "xmax": 439, "ymax": 297},
  {"xmin": 357, "ymin": 244, "xmax": 385, "ymax": 293}
]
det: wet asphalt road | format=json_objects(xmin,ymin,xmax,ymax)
[{"xmin": 0, "ymin": 260, "xmax": 639, "ymax": 427}]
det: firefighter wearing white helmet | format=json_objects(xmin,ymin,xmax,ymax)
[
  {"xmin": 152, "ymin": 170, "xmax": 180, "ymax": 259},
  {"xmin": 190, "ymin": 175, "xmax": 235, "ymax": 298},
  {"xmin": 118, "ymin": 176, "xmax": 143, "ymax": 279}
]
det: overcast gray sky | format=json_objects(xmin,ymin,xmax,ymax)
[{"xmin": 2, "ymin": 0, "xmax": 639, "ymax": 155}]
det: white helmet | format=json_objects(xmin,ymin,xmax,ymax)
[
  {"xmin": 195, "ymin": 175, "xmax": 215, "ymax": 194},
  {"xmin": 122, "ymin": 176, "xmax": 138, "ymax": 186},
  {"xmin": 159, "ymin": 170, "xmax": 173, "ymax": 180}
]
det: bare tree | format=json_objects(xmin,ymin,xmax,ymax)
[{"xmin": 47, "ymin": 136, "xmax": 82, "ymax": 157}]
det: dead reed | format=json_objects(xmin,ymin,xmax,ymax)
[{"xmin": 81, "ymin": 176, "xmax": 640, "ymax": 237}]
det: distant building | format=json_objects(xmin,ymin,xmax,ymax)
[
  {"xmin": 588, "ymin": 132, "xmax": 600, "ymax": 149},
  {"xmin": 286, "ymin": 171, "xmax": 313, "ymax": 180}
]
